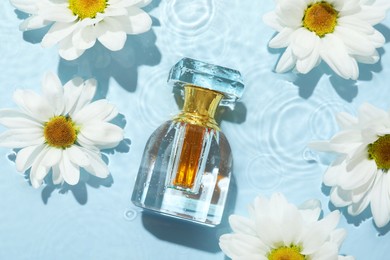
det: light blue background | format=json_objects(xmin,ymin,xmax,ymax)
[{"xmin": 1, "ymin": 0, "xmax": 390, "ymax": 259}]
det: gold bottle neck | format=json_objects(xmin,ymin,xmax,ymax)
[{"xmin": 174, "ymin": 85, "xmax": 223, "ymax": 130}]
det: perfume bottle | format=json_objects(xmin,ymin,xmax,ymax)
[{"xmin": 131, "ymin": 58, "xmax": 244, "ymax": 226}]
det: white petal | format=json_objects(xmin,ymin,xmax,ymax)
[
  {"xmin": 60, "ymin": 149, "xmax": 80, "ymax": 185},
  {"xmin": 103, "ymin": 6, "xmax": 128, "ymax": 16},
  {"xmin": 269, "ymin": 193, "xmax": 289, "ymax": 220},
  {"xmin": 323, "ymin": 156, "xmax": 347, "ymax": 186},
  {"xmin": 263, "ymin": 12, "xmax": 283, "ymax": 31},
  {"xmin": 10, "ymin": 0, "xmax": 38, "ymax": 14},
  {"xmin": 13, "ymin": 89, "xmax": 55, "ymax": 122},
  {"xmin": 277, "ymin": 0, "xmax": 305, "ymax": 29},
  {"xmin": 301, "ymin": 211, "xmax": 340, "ymax": 254},
  {"xmin": 0, "ymin": 109, "xmax": 41, "ymax": 128},
  {"xmin": 20, "ymin": 16, "xmax": 51, "ymax": 31},
  {"xmin": 0, "ymin": 129, "xmax": 44, "ymax": 148},
  {"xmin": 348, "ymin": 189, "xmax": 372, "ymax": 216},
  {"xmin": 330, "ymin": 187, "xmax": 352, "ymax": 207},
  {"xmin": 368, "ymin": 29, "xmax": 386, "ymax": 48},
  {"xmin": 96, "ymin": 17, "xmax": 127, "ymax": 51},
  {"xmin": 58, "ymin": 34, "xmax": 86, "ymax": 61},
  {"xmin": 310, "ymin": 241, "xmax": 338, "ymax": 260},
  {"xmin": 110, "ymin": 0, "xmax": 145, "ymax": 8},
  {"xmin": 330, "ymin": 130, "xmax": 362, "ymax": 144},
  {"xmin": 334, "ymin": 26, "xmax": 376, "ymax": 56},
  {"xmin": 66, "ymin": 145, "xmax": 90, "ymax": 167},
  {"xmin": 358, "ymin": 102, "xmax": 388, "ymax": 124},
  {"xmin": 269, "ymin": 28, "xmax": 294, "ymax": 49},
  {"xmin": 40, "ymin": 147, "xmax": 62, "ymax": 168},
  {"xmin": 337, "ymin": 16, "xmax": 374, "ymax": 35},
  {"xmin": 337, "ymin": 0, "xmax": 361, "ymax": 15},
  {"xmin": 15, "ymin": 144, "xmax": 45, "ymax": 172},
  {"xmin": 329, "ymin": 228, "xmax": 347, "ymax": 248},
  {"xmin": 52, "ymin": 164, "xmax": 63, "ymax": 185},
  {"xmin": 298, "ymin": 199, "xmax": 322, "ymax": 223},
  {"xmin": 291, "ymin": 28, "xmax": 318, "ymax": 59},
  {"xmin": 275, "ymin": 46, "xmax": 296, "ymax": 73},
  {"xmin": 63, "ymin": 77, "xmax": 84, "ymax": 115},
  {"xmin": 30, "ymin": 148, "xmax": 50, "ymax": 188},
  {"xmin": 71, "ymin": 79, "xmax": 97, "ymax": 115},
  {"xmin": 354, "ymin": 50, "xmax": 379, "ymax": 64},
  {"xmin": 229, "ymin": 215, "xmax": 257, "ymax": 236},
  {"xmin": 280, "ymin": 204, "xmax": 303, "ymax": 245},
  {"xmin": 336, "ymin": 112, "xmax": 358, "ymax": 129},
  {"xmin": 42, "ymin": 22, "xmax": 79, "ymax": 48},
  {"xmin": 340, "ymin": 159, "xmax": 376, "ymax": 190},
  {"xmin": 73, "ymin": 100, "xmax": 118, "ymax": 124},
  {"xmin": 296, "ymin": 44, "xmax": 320, "ymax": 74},
  {"xmin": 118, "ymin": 8, "xmax": 152, "ymax": 34},
  {"xmin": 42, "ymin": 72, "xmax": 65, "ymax": 115},
  {"xmin": 356, "ymin": 6, "xmax": 387, "ymax": 25},
  {"xmin": 320, "ymin": 34, "xmax": 359, "ymax": 80},
  {"xmin": 80, "ymin": 148, "xmax": 109, "ymax": 178},
  {"xmin": 41, "ymin": 6, "xmax": 77, "ymax": 23},
  {"xmin": 72, "ymin": 25, "xmax": 97, "ymax": 50},
  {"xmin": 219, "ymin": 233, "xmax": 264, "ymax": 258},
  {"xmin": 79, "ymin": 122, "xmax": 123, "ymax": 149},
  {"xmin": 371, "ymin": 173, "xmax": 390, "ymax": 227},
  {"xmin": 255, "ymin": 214, "xmax": 282, "ymax": 247}
]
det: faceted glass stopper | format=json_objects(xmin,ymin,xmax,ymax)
[{"xmin": 168, "ymin": 57, "xmax": 245, "ymax": 109}]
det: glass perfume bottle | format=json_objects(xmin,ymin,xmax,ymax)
[{"xmin": 131, "ymin": 58, "xmax": 244, "ymax": 226}]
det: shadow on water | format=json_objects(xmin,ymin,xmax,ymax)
[
  {"xmin": 267, "ymin": 23, "xmax": 390, "ymax": 102},
  {"xmin": 141, "ymin": 175, "xmax": 237, "ymax": 253}
]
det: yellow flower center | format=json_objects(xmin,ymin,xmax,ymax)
[
  {"xmin": 44, "ymin": 116, "xmax": 78, "ymax": 149},
  {"xmin": 302, "ymin": 2, "xmax": 338, "ymax": 37},
  {"xmin": 68, "ymin": 0, "xmax": 107, "ymax": 20},
  {"xmin": 368, "ymin": 135, "xmax": 390, "ymax": 171},
  {"xmin": 268, "ymin": 245, "xmax": 306, "ymax": 260}
]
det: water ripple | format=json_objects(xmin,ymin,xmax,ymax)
[
  {"xmin": 162, "ymin": 0, "xmax": 215, "ymax": 37},
  {"xmin": 245, "ymin": 154, "xmax": 284, "ymax": 191},
  {"xmin": 256, "ymin": 88, "xmax": 341, "ymax": 178},
  {"xmin": 123, "ymin": 208, "xmax": 138, "ymax": 221}
]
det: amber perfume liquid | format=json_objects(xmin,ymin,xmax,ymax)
[{"xmin": 131, "ymin": 58, "xmax": 244, "ymax": 226}]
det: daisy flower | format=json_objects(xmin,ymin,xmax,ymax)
[
  {"xmin": 219, "ymin": 193, "xmax": 353, "ymax": 260},
  {"xmin": 310, "ymin": 103, "xmax": 390, "ymax": 228},
  {"xmin": 263, "ymin": 0, "xmax": 389, "ymax": 80},
  {"xmin": 10, "ymin": 0, "xmax": 152, "ymax": 60},
  {"xmin": 0, "ymin": 72, "xmax": 124, "ymax": 188}
]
